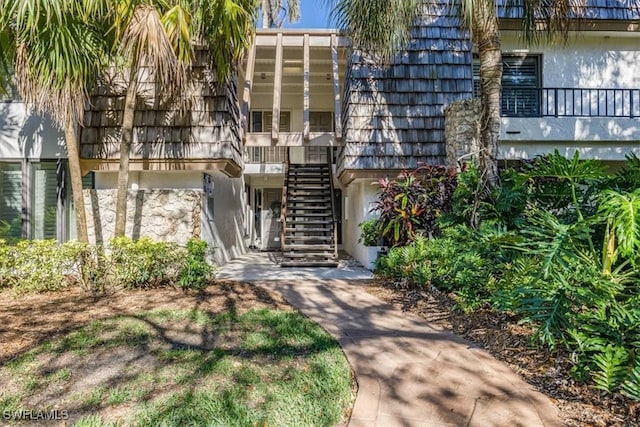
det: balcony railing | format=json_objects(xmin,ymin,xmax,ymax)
[
  {"xmin": 502, "ymin": 88, "xmax": 640, "ymax": 118},
  {"xmin": 244, "ymin": 146, "xmax": 337, "ymax": 164}
]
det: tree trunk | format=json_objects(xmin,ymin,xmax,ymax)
[
  {"xmin": 473, "ymin": 4, "xmax": 502, "ymax": 191},
  {"xmin": 114, "ymin": 64, "xmax": 138, "ymax": 237},
  {"xmin": 63, "ymin": 119, "xmax": 89, "ymax": 243},
  {"xmin": 262, "ymin": 0, "xmax": 270, "ymax": 28}
]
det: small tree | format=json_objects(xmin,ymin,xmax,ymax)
[{"xmin": 0, "ymin": 0, "xmax": 111, "ymax": 243}]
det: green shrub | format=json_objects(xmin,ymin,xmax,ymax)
[
  {"xmin": 358, "ymin": 218, "xmax": 382, "ymax": 246},
  {"xmin": 109, "ymin": 237, "xmax": 185, "ymax": 289},
  {"xmin": 2, "ymin": 240, "xmax": 86, "ymax": 294},
  {"xmin": 178, "ymin": 238, "xmax": 214, "ymax": 289}
]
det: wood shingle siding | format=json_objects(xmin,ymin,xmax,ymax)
[
  {"xmin": 80, "ymin": 50, "xmax": 243, "ymax": 170},
  {"xmin": 338, "ymin": 3, "xmax": 473, "ymax": 176},
  {"xmin": 496, "ymin": 0, "xmax": 640, "ymax": 21}
]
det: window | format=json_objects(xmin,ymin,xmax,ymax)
[
  {"xmin": 474, "ymin": 55, "xmax": 541, "ymax": 117},
  {"xmin": 309, "ymin": 112, "xmax": 334, "ymax": 132},
  {"xmin": 31, "ymin": 163, "xmax": 58, "ymax": 240},
  {"xmin": 250, "ymin": 111, "xmax": 291, "ymax": 132},
  {"xmin": 0, "ymin": 163, "xmax": 23, "ymax": 239}
]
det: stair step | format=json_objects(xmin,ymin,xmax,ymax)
[
  {"xmin": 287, "ymin": 213, "xmax": 332, "ymax": 218},
  {"xmin": 289, "ymin": 165, "xmax": 328, "ymax": 169},
  {"xmin": 288, "ymin": 192, "xmax": 332, "ymax": 198},
  {"xmin": 286, "ymin": 198, "xmax": 332, "ymax": 204},
  {"xmin": 285, "ymin": 235, "xmax": 333, "ymax": 242},
  {"xmin": 285, "ymin": 228, "xmax": 332, "ymax": 233},
  {"xmin": 287, "ymin": 206, "xmax": 332, "ymax": 212},
  {"xmin": 284, "ymin": 244, "xmax": 334, "ymax": 250},
  {"xmin": 281, "ymin": 260, "xmax": 339, "ymax": 268},
  {"xmin": 288, "ymin": 194, "xmax": 332, "ymax": 200},
  {"xmin": 283, "ymin": 251, "xmax": 336, "ymax": 258},
  {"xmin": 286, "ymin": 219, "xmax": 333, "ymax": 225}
]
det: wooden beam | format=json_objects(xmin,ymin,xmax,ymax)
[
  {"xmin": 272, "ymin": 33, "xmax": 283, "ymax": 143},
  {"xmin": 241, "ymin": 41, "xmax": 256, "ymax": 142},
  {"xmin": 331, "ymin": 34, "xmax": 342, "ymax": 141},
  {"xmin": 303, "ymin": 33, "xmax": 310, "ymax": 143}
]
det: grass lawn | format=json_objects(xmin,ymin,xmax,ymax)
[{"xmin": 0, "ymin": 284, "xmax": 354, "ymax": 426}]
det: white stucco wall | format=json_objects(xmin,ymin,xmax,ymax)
[
  {"xmin": 501, "ymin": 33, "xmax": 640, "ymax": 89},
  {"xmin": 343, "ymin": 179, "xmax": 380, "ymax": 270},
  {"xmin": 0, "ymin": 102, "xmax": 66, "ymax": 159},
  {"xmin": 499, "ymin": 32, "xmax": 640, "ymax": 159},
  {"xmin": 94, "ymin": 171, "xmax": 204, "ymax": 190},
  {"xmin": 201, "ymin": 171, "xmax": 248, "ymax": 265}
]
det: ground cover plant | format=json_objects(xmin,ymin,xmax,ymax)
[
  {"xmin": 373, "ymin": 153, "xmax": 640, "ymax": 424},
  {"xmin": 0, "ymin": 284, "xmax": 354, "ymax": 426}
]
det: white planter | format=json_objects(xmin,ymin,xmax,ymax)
[{"xmin": 364, "ymin": 246, "xmax": 384, "ymax": 271}]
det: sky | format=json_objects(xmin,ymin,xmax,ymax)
[{"xmin": 281, "ymin": 0, "xmax": 333, "ymax": 29}]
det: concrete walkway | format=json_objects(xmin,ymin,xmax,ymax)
[{"xmin": 217, "ymin": 254, "xmax": 560, "ymax": 427}]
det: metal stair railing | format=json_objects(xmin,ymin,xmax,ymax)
[
  {"xmin": 327, "ymin": 146, "xmax": 338, "ymax": 260},
  {"xmin": 280, "ymin": 147, "xmax": 290, "ymax": 254}
]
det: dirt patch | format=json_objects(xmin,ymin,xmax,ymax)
[
  {"xmin": 0, "ymin": 281, "xmax": 290, "ymax": 364},
  {"xmin": 367, "ymin": 281, "xmax": 640, "ymax": 427}
]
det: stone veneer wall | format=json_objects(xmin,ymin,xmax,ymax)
[
  {"xmin": 444, "ymin": 98, "xmax": 481, "ymax": 169},
  {"xmin": 83, "ymin": 189, "xmax": 202, "ymax": 246}
]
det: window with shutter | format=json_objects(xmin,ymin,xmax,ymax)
[
  {"xmin": 32, "ymin": 163, "xmax": 58, "ymax": 240},
  {"xmin": 0, "ymin": 163, "xmax": 22, "ymax": 238},
  {"xmin": 473, "ymin": 55, "xmax": 541, "ymax": 117}
]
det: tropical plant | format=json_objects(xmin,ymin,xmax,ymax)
[
  {"xmin": 0, "ymin": 0, "xmax": 112, "ymax": 243},
  {"xmin": 109, "ymin": 0, "xmax": 257, "ymax": 236},
  {"xmin": 328, "ymin": 0, "xmax": 592, "ymax": 196},
  {"xmin": 261, "ymin": 0, "xmax": 299, "ymax": 28},
  {"xmin": 358, "ymin": 218, "xmax": 382, "ymax": 246},
  {"xmin": 598, "ymin": 189, "xmax": 640, "ymax": 274},
  {"xmin": 373, "ymin": 172, "xmax": 426, "ymax": 246},
  {"xmin": 372, "ymin": 165, "xmax": 456, "ymax": 246}
]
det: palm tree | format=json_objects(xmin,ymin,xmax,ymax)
[
  {"xmin": 108, "ymin": 0, "xmax": 257, "ymax": 237},
  {"xmin": 328, "ymin": 0, "xmax": 580, "ymax": 191},
  {"xmin": 261, "ymin": 0, "xmax": 299, "ymax": 28},
  {"xmin": 0, "ymin": 0, "xmax": 111, "ymax": 243}
]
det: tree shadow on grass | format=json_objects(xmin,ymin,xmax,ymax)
[{"xmin": 0, "ymin": 281, "xmax": 353, "ymax": 426}]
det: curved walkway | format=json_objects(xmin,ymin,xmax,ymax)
[{"xmin": 218, "ymin": 254, "xmax": 560, "ymax": 426}]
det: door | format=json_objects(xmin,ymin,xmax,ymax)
[{"xmin": 261, "ymin": 188, "xmax": 282, "ymax": 250}]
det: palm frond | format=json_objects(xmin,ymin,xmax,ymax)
[
  {"xmin": 120, "ymin": 4, "xmax": 178, "ymax": 90},
  {"xmin": 8, "ymin": 0, "xmax": 108, "ymax": 127},
  {"xmin": 200, "ymin": 0, "xmax": 257, "ymax": 80},
  {"xmin": 328, "ymin": 0, "xmax": 420, "ymax": 63}
]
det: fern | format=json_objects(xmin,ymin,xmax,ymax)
[
  {"xmin": 591, "ymin": 345, "xmax": 629, "ymax": 393},
  {"xmin": 622, "ymin": 359, "xmax": 640, "ymax": 401}
]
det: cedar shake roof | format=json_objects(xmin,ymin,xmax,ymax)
[
  {"xmin": 337, "ymin": 3, "xmax": 473, "ymax": 175},
  {"xmin": 80, "ymin": 50, "xmax": 243, "ymax": 171}
]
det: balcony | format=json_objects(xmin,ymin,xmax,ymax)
[
  {"xmin": 502, "ymin": 87, "xmax": 640, "ymax": 118},
  {"xmin": 499, "ymin": 87, "xmax": 640, "ymax": 161}
]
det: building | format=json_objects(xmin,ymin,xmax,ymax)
[{"xmin": 1, "ymin": 2, "xmax": 639, "ymax": 268}]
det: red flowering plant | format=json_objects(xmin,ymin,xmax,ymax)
[{"xmin": 372, "ymin": 164, "xmax": 457, "ymax": 247}]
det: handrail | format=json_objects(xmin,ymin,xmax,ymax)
[
  {"xmin": 497, "ymin": 87, "xmax": 640, "ymax": 118},
  {"xmin": 327, "ymin": 146, "xmax": 339, "ymax": 260},
  {"xmin": 280, "ymin": 147, "xmax": 290, "ymax": 254}
]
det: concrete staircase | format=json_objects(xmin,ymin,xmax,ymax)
[{"xmin": 280, "ymin": 163, "xmax": 338, "ymax": 267}]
